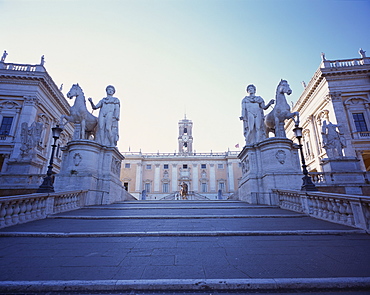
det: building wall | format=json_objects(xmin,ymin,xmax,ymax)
[
  {"xmin": 285, "ymin": 55, "xmax": 370, "ymax": 172},
  {"xmin": 120, "ymin": 152, "xmax": 241, "ymax": 200},
  {"xmin": 0, "ymin": 60, "xmax": 74, "ymax": 195}
]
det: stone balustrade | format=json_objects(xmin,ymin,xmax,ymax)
[
  {"xmin": 0, "ymin": 190, "xmax": 87, "ymax": 229},
  {"xmin": 322, "ymin": 57, "xmax": 370, "ymax": 68},
  {"xmin": 122, "ymin": 151, "xmax": 239, "ymax": 158},
  {"xmin": 274, "ymin": 189, "xmax": 370, "ymax": 232},
  {"xmin": 0, "ymin": 62, "xmax": 45, "ymax": 72}
]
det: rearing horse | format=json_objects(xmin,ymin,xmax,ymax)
[
  {"xmin": 60, "ymin": 84, "xmax": 98, "ymax": 139},
  {"xmin": 265, "ymin": 80, "xmax": 299, "ymax": 138}
]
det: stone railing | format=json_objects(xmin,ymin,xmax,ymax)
[
  {"xmin": 322, "ymin": 57, "xmax": 370, "ymax": 68},
  {"xmin": 122, "ymin": 151, "xmax": 239, "ymax": 158},
  {"xmin": 0, "ymin": 190, "xmax": 87, "ymax": 229},
  {"xmin": 0, "ymin": 62, "xmax": 45, "ymax": 72},
  {"xmin": 274, "ymin": 189, "xmax": 370, "ymax": 232}
]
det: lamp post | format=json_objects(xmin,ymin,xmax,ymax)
[
  {"xmin": 37, "ymin": 125, "xmax": 63, "ymax": 193},
  {"xmin": 293, "ymin": 124, "xmax": 318, "ymax": 191}
]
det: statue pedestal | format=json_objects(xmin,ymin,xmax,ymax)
[
  {"xmin": 319, "ymin": 157, "xmax": 365, "ymax": 194},
  {"xmin": 54, "ymin": 140, "xmax": 127, "ymax": 205},
  {"xmin": 238, "ymin": 138, "xmax": 301, "ymax": 204},
  {"xmin": 321, "ymin": 157, "xmax": 361, "ymax": 172}
]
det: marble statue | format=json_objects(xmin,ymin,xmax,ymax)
[
  {"xmin": 321, "ymin": 120, "xmax": 345, "ymax": 158},
  {"xmin": 1, "ymin": 50, "xmax": 8, "ymax": 62},
  {"xmin": 40, "ymin": 55, "xmax": 45, "ymax": 66},
  {"xmin": 179, "ymin": 182, "xmax": 188, "ymax": 200},
  {"xmin": 265, "ymin": 80, "xmax": 299, "ymax": 138},
  {"xmin": 321, "ymin": 52, "xmax": 326, "ymax": 61},
  {"xmin": 359, "ymin": 48, "xmax": 366, "ymax": 58},
  {"xmin": 61, "ymin": 84, "xmax": 98, "ymax": 140},
  {"xmin": 20, "ymin": 121, "xmax": 43, "ymax": 158},
  {"xmin": 88, "ymin": 85, "xmax": 120, "ymax": 147},
  {"xmin": 240, "ymin": 84, "xmax": 274, "ymax": 144}
]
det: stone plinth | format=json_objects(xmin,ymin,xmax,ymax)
[
  {"xmin": 319, "ymin": 157, "xmax": 366, "ymax": 193},
  {"xmin": 320, "ymin": 157, "xmax": 361, "ymax": 173},
  {"xmin": 238, "ymin": 138, "xmax": 301, "ymax": 204},
  {"xmin": 54, "ymin": 140, "xmax": 126, "ymax": 205}
]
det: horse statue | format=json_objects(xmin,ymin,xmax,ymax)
[
  {"xmin": 60, "ymin": 84, "xmax": 98, "ymax": 140},
  {"xmin": 179, "ymin": 182, "xmax": 188, "ymax": 200},
  {"xmin": 265, "ymin": 80, "xmax": 299, "ymax": 138}
]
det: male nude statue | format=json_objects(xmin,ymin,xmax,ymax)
[
  {"xmin": 88, "ymin": 85, "xmax": 120, "ymax": 147},
  {"xmin": 240, "ymin": 84, "xmax": 274, "ymax": 144}
]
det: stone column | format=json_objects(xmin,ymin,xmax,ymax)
[
  {"xmin": 154, "ymin": 163, "xmax": 160, "ymax": 192},
  {"xmin": 210, "ymin": 164, "xmax": 216, "ymax": 192},
  {"xmin": 227, "ymin": 162, "xmax": 235, "ymax": 192},
  {"xmin": 172, "ymin": 164, "xmax": 178, "ymax": 192},
  {"xmin": 135, "ymin": 163, "xmax": 142, "ymax": 193},
  {"xmin": 192, "ymin": 164, "xmax": 198, "ymax": 192}
]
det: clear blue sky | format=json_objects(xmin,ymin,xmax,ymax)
[{"xmin": 1, "ymin": 0, "xmax": 369, "ymax": 153}]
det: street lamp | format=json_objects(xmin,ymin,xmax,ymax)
[
  {"xmin": 37, "ymin": 125, "xmax": 63, "ymax": 193},
  {"xmin": 293, "ymin": 124, "xmax": 318, "ymax": 191}
]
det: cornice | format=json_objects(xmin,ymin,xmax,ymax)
[{"xmin": 0, "ymin": 70, "xmax": 70, "ymax": 114}]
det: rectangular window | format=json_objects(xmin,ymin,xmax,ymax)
[
  {"xmin": 217, "ymin": 164, "xmax": 224, "ymax": 169},
  {"xmin": 163, "ymin": 183, "xmax": 169, "ymax": 193},
  {"xmin": 0, "ymin": 117, "xmax": 13, "ymax": 139},
  {"xmin": 183, "ymin": 164, "xmax": 188, "ymax": 169},
  {"xmin": 146, "ymin": 164, "xmax": 152, "ymax": 170},
  {"xmin": 353, "ymin": 113, "xmax": 368, "ymax": 132},
  {"xmin": 125, "ymin": 163, "xmax": 131, "ymax": 168},
  {"xmin": 164, "ymin": 164, "xmax": 169, "ymax": 169},
  {"xmin": 201, "ymin": 182, "xmax": 207, "ymax": 193},
  {"xmin": 218, "ymin": 182, "xmax": 225, "ymax": 192},
  {"xmin": 201, "ymin": 164, "xmax": 206, "ymax": 169},
  {"xmin": 145, "ymin": 182, "xmax": 151, "ymax": 193}
]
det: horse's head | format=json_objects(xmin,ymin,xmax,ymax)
[
  {"xmin": 66, "ymin": 84, "xmax": 83, "ymax": 99},
  {"xmin": 277, "ymin": 79, "xmax": 292, "ymax": 96}
]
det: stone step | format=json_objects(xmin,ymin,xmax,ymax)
[
  {"xmin": 1, "ymin": 277, "xmax": 370, "ymax": 293},
  {"xmin": 0, "ymin": 229, "xmax": 365, "ymax": 237}
]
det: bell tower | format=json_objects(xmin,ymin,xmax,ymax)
[{"xmin": 178, "ymin": 116, "xmax": 193, "ymax": 154}]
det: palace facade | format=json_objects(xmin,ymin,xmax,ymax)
[
  {"xmin": 284, "ymin": 50, "xmax": 370, "ymax": 194},
  {"xmin": 120, "ymin": 117, "xmax": 242, "ymax": 200},
  {"xmin": 0, "ymin": 56, "xmax": 73, "ymax": 195},
  {"xmin": 285, "ymin": 51, "xmax": 370, "ymax": 171}
]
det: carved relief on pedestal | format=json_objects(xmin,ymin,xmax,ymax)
[
  {"xmin": 111, "ymin": 157, "xmax": 121, "ymax": 176},
  {"xmin": 275, "ymin": 150, "xmax": 286, "ymax": 164}
]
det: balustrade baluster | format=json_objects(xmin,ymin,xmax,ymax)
[
  {"xmin": 5, "ymin": 202, "xmax": 13, "ymax": 226},
  {"xmin": 40, "ymin": 198, "xmax": 46, "ymax": 217},
  {"xmin": 0, "ymin": 203, "xmax": 6, "ymax": 227},
  {"xmin": 327, "ymin": 198, "xmax": 334, "ymax": 221},
  {"xmin": 333, "ymin": 200, "xmax": 341, "ymax": 222},
  {"xmin": 338, "ymin": 200, "xmax": 347, "ymax": 224},
  {"xmin": 11, "ymin": 201, "xmax": 20, "ymax": 225},
  {"xmin": 36, "ymin": 199, "xmax": 42, "ymax": 218},
  {"xmin": 25, "ymin": 200, "xmax": 32, "ymax": 220},
  {"xmin": 344, "ymin": 202, "xmax": 354, "ymax": 226},
  {"xmin": 19, "ymin": 201, "xmax": 27, "ymax": 223},
  {"xmin": 321, "ymin": 198, "xmax": 329, "ymax": 219},
  {"xmin": 316, "ymin": 197, "xmax": 322, "ymax": 217},
  {"xmin": 30, "ymin": 199, "xmax": 37, "ymax": 219}
]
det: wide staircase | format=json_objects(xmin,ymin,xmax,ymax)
[{"xmin": 0, "ymin": 200, "xmax": 370, "ymax": 294}]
